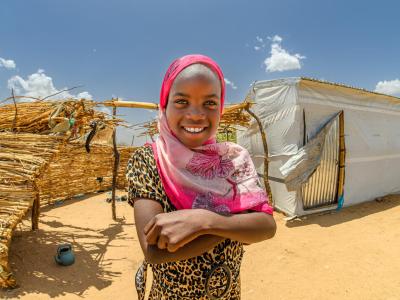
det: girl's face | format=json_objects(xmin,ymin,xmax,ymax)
[{"xmin": 165, "ymin": 65, "xmax": 221, "ymax": 149}]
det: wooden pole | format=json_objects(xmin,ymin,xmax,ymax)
[
  {"xmin": 11, "ymin": 89, "xmax": 18, "ymax": 133},
  {"xmin": 303, "ymin": 109, "xmax": 307, "ymax": 146},
  {"xmin": 245, "ymin": 107, "xmax": 273, "ymax": 206},
  {"xmin": 111, "ymin": 105, "xmax": 120, "ymax": 220},
  {"xmin": 337, "ymin": 111, "xmax": 346, "ymax": 200},
  {"xmin": 31, "ymin": 181, "xmax": 40, "ymax": 230},
  {"xmin": 103, "ymin": 100, "xmax": 158, "ymax": 110},
  {"xmin": 103, "ymin": 99, "xmax": 250, "ymax": 115}
]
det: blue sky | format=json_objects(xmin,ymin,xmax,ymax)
[{"xmin": 1, "ymin": 0, "xmax": 400, "ymax": 145}]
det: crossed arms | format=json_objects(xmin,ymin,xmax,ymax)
[{"xmin": 134, "ymin": 198, "xmax": 276, "ymax": 264}]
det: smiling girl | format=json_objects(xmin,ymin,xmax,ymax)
[{"xmin": 126, "ymin": 54, "xmax": 276, "ymax": 299}]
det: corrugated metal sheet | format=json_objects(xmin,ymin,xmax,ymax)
[{"xmin": 301, "ymin": 116, "xmax": 340, "ymax": 210}]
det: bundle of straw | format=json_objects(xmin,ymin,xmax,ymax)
[{"xmin": 0, "ymin": 99, "xmax": 121, "ymax": 137}]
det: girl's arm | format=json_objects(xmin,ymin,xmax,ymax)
[
  {"xmin": 144, "ymin": 207, "xmax": 277, "ymax": 252},
  {"xmin": 134, "ymin": 198, "xmax": 224, "ymax": 264},
  {"xmin": 202, "ymin": 210, "xmax": 276, "ymax": 245}
]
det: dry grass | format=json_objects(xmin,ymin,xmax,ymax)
[{"xmin": 0, "ymin": 99, "xmax": 122, "ymax": 137}]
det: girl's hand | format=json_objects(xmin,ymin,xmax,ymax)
[{"xmin": 144, "ymin": 209, "xmax": 211, "ymax": 252}]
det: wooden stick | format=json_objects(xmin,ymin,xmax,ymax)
[
  {"xmin": 40, "ymin": 85, "xmax": 84, "ymax": 101},
  {"xmin": 245, "ymin": 107, "xmax": 273, "ymax": 206},
  {"xmin": 337, "ymin": 111, "xmax": 346, "ymax": 200},
  {"xmin": 103, "ymin": 100, "xmax": 250, "ymax": 115},
  {"xmin": 222, "ymin": 102, "xmax": 251, "ymax": 115},
  {"xmin": 11, "ymin": 89, "xmax": 17, "ymax": 133},
  {"xmin": 103, "ymin": 100, "xmax": 158, "ymax": 110},
  {"xmin": 31, "ymin": 181, "xmax": 40, "ymax": 230},
  {"xmin": 111, "ymin": 106, "xmax": 119, "ymax": 220}
]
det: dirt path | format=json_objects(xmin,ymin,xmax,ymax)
[{"xmin": 1, "ymin": 192, "xmax": 399, "ymax": 300}]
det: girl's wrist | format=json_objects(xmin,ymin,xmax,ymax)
[{"xmin": 198, "ymin": 209, "xmax": 223, "ymax": 235}]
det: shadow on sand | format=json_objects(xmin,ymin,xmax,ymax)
[
  {"xmin": 1, "ymin": 210, "xmax": 133, "ymax": 299},
  {"xmin": 285, "ymin": 194, "xmax": 400, "ymax": 228},
  {"xmin": 40, "ymin": 191, "xmax": 113, "ymax": 212}
]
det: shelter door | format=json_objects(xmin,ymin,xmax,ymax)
[{"xmin": 301, "ymin": 114, "xmax": 341, "ymax": 210}]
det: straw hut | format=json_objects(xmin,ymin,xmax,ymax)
[{"xmin": 0, "ymin": 98, "xmax": 135, "ymax": 288}]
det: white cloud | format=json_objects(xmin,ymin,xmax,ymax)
[
  {"xmin": 269, "ymin": 35, "xmax": 282, "ymax": 43},
  {"xmin": 76, "ymin": 91, "xmax": 93, "ymax": 99},
  {"xmin": 97, "ymin": 106, "xmax": 112, "ymax": 115},
  {"xmin": 7, "ymin": 69, "xmax": 92, "ymax": 100},
  {"xmin": 0, "ymin": 57, "xmax": 16, "ymax": 69},
  {"xmin": 264, "ymin": 35, "xmax": 305, "ymax": 72},
  {"xmin": 374, "ymin": 79, "xmax": 400, "ymax": 96},
  {"xmin": 224, "ymin": 78, "xmax": 237, "ymax": 90},
  {"xmin": 253, "ymin": 36, "xmax": 266, "ymax": 51}
]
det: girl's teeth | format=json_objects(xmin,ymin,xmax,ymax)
[{"xmin": 184, "ymin": 127, "xmax": 205, "ymax": 133}]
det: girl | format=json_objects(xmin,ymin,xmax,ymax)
[{"xmin": 126, "ymin": 54, "xmax": 276, "ymax": 299}]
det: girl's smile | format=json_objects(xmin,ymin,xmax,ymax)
[
  {"xmin": 182, "ymin": 127, "xmax": 206, "ymax": 133},
  {"xmin": 165, "ymin": 64, "xmax": 222, "ymax": 148}
]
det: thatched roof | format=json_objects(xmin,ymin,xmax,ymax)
[{"xmin": 0, "ymin": 99, "xmax": 122, "ymax": 140}]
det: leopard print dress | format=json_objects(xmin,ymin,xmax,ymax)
[{"xmin": 126, "ymin": 146, "xmax": 244, "ymax": 299}]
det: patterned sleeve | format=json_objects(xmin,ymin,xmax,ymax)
[{"xmin": 126, "ymin": 146, "xmax": 158, "ymax": 207}]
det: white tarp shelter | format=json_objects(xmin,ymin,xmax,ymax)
[{"xmin": 238, "ymin": 77, "xmax": 400, "ymax": 216}]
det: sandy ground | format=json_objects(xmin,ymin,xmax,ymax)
[{"xmin": 1, "ymin": 191, "xmax": 399, "ymax": 300}]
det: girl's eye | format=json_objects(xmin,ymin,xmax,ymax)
[
  {"xmin": 205, "ymin": 100, "xmax": 218, "ymax": 107},
  {"xmin": 175, "ymin": 99, "xmax": 188, "ymax": 105}
]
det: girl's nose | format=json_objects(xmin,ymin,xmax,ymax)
[{"xmin": 186, "ymin": 107, "xmax": 206, "ymax": 120}]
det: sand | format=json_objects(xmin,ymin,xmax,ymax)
[{"xmin": 1, "ymin": 191, "xmax": 399, "ymax": 300}]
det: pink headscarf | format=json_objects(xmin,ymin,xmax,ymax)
[
  {"xmin": 151, "ymin": 54, "xmax": 272, "ymax": 215},
  {"xmin": 159, "ymin": 54, "xmax": 225, "ymax": 113}
]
